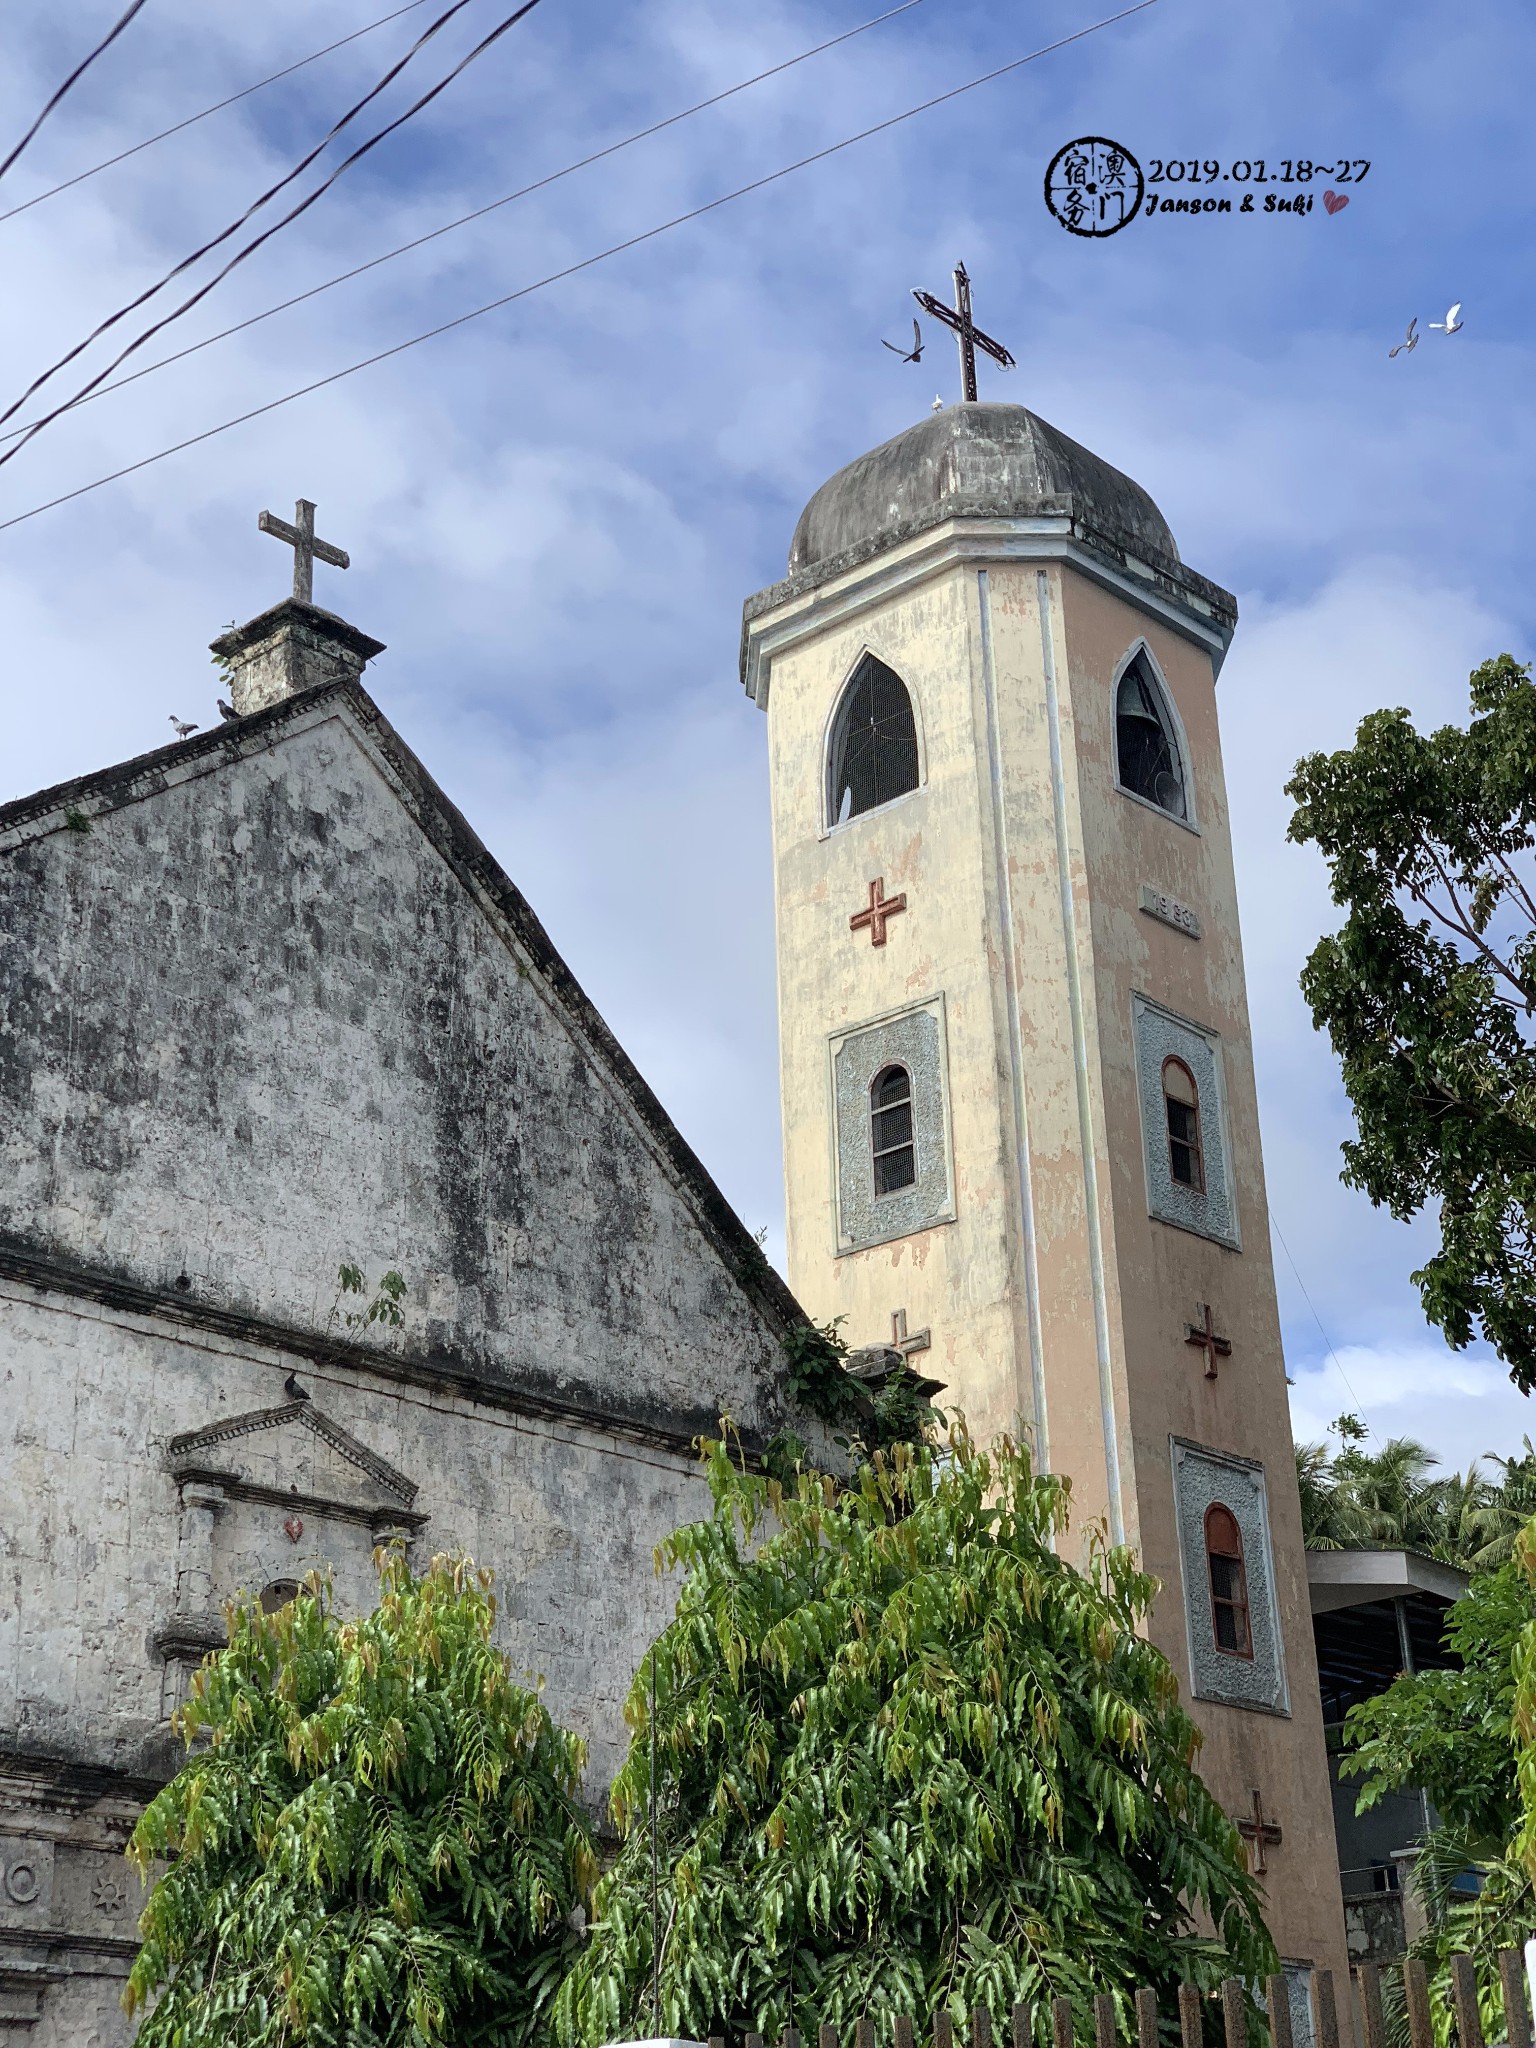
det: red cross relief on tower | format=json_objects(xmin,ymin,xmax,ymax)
[
  {"xmin": 1185, "ymin": 1302, "xmax": 1232, "ymax": 1381},
  {"xmin": 850, "ymin": 877, "xmax": 907, "ymax": 947},
  {"xmin": 1236, "ymin": 1788, "xmax": 1282, "ymax": 1875}
]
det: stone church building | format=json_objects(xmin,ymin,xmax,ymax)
[
  {"xmin": 3, "ymin": 393, "xmax": 1350, "ymax": 2035},
  {"xmin": 0, "ymin": 574, "xmax": 822, "ymax": 2039}
]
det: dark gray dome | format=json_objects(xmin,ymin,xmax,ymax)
[{"xmin": 788, "ymin": 402, "xmax": 1179, "ymax": 573}]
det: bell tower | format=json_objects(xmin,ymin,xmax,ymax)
[{"xmin": 741, "ymin": 400, "xmax": 1348, "ymax": 1995}]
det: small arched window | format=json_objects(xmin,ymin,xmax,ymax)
[
  {"xmin": 1162, "ymin": 1057, "xmax": 1204, "ymax": 1192},
  {"xmin": 1115, "ymin": 656, "xmax": 1187, "ymax": 820},
  {"xmin": 870, "ymin": 1063, "xmax": 916, "ymax": 1195},
  {"xmin": 827, "ymin": 654, "xmax": 919, "ymax": 826},
  {"xmin": 260, "ymin": 1579, "xmax": 301, "ymax": 1615},
  {"xmin": 1204, "ymin": 1505, "xmax": 1252, "ymax": 1657}
]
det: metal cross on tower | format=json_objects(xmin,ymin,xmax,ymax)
[
  {"xmin": 912, "ymin": 263, "xmax": 1016, "ymax": 403},
  {"xmin": 258, "ymin": 498, "xmax": 350, "ymax": 606}
]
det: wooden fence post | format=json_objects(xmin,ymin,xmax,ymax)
[
  {"xmin": 1178, "ymin": 1983, "xmax": 1202, "ymax": 2048},
  {"xmin": 1266, "ymin": 1973, "xmax": 1294, "ymax": 2048},
  {"xmin": 1403, "ymin": 1957, "xmax": 1433, "ymax": 2048},
  {"xmin": 1501, "ymin": 1949, "xmax": 1534, "ymax": 2048},
  {"xmin": 1310, "ymin": 1971, "xmax": 1339, "ymax": 2048},
  {"xmin": 1221, "ymin": 1978, "xmax": 1245, "ymax": 2048},
  {"xmin": 935, "ymin": 2011, "xmax": 954, "ymax": 2048},
  {"xmin": 856, "ymin": 2018, "xmax": 875, "ymax": 2048},
  {"xmin": 972, "ymin": 2009, "xmax": 994, "ymax": 2048},
  {"xmin": 819, "ymin": 2024, "xmax": 838, "ymax": 2048},
  {"xmin": 1052, "ymin": 1995, "xmax": 1075, "ymax": 2048},
  {"xmin": 1134, "ymin": 1987, "xmax": 1157, "ymax": 2048},
  {"xmin": 1094, "ymin": 1993, "xmax": 1117, "ymax": 2048},
  {"xmin": 1013, "ymin": 2003, "xmax": 1033, "ymax": 2048},
  {"xmin": 1451, "ymin": 1955, "xmax": 1484, "ymax": 2048},
  {"xmin": 894, "ymin": 2017, "xmax": 914, "ymax": 2048},
  {"xmin": 1357, "ymin": 1963, "xmax": 1384, "ymax": 2048}
]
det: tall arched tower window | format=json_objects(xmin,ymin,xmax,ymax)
[
  {"xmin": 827, "ymin": 654, "xmax": 919, "ymax": 826},
  {"xmin": 1162, "ymin": 1056, "xmax": 1204, "ymax": 1191},
  {"xmin": 869, "ymin": 1063, "xmax": 916, "ymax": 1194},
  {"xmin": 1204, "ymin": 1504, "xmax": 1253, "ymax": 1657},
  {"xmin": 1115, "ymin": 655, "xmax": 1187, "ymax": 820}
]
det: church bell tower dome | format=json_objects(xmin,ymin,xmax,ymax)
[{"xmin": 788, "ymin": 400, "xmax": 1180, "ymax": 577}]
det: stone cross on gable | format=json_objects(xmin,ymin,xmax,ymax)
[
  {"xmin": 891, "ymin": 1308, "xmax": 931, "ymax": 1358},
  {"xmin": 258, "ymin": 498, "xmax": 350, "ymax": 606}
]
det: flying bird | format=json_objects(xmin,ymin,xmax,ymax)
[
  {"xmin": 1429, "ymin": 301, "xmax": 1464, "ymax": 334},
  {"xmin": 168, "ymin": 715, "xmax": 199, "ymax": 738},
  {"xmin": 217, "ymin": 698, "xmax": 238, "ymax": 721},
  {"xmin": 882, "ymin": 318, "xmax": 923, "ymax": 364},
  {"xmin": 1388, "ymin": 318, "xmax": 1419, "ymax": 358},
  {"xmin": 283, "ymin": 1372, "xmax": 310, "ymax": 1402}
]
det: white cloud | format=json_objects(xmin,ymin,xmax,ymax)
[{"xmin": 1289, "ymin": 1343, "xmax": 1535, "ymax": 1478}]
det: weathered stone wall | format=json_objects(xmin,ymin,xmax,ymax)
[
  {"xmin": 0, "ymin": 1280, "xmax": 702, "ymax": 1790},
  {"xmin": 0, "ymin": 683, "xmax": 811, "ymax": 2040},
  {"xmin": 0, "ymin": 688, "xmax": 793, "ymax": 1445}
]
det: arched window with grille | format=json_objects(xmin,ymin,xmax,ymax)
[
  {"xmin": 1204, "ymin": 1504, "xmax": 1252, "ymax": 1657},
  {"xmin": 1162, "ymin": 1056, "xmax": 1204, "ymax": 1192},
  {"xmin": 260, "ymin": 1579, "xmax": 301, "ymax": 1615},
  {"xmin": 827, "ymin": 654, "xmax": 920, "ymax": 826},
  {"xmin": 1115, "ymin": 654, "xmax": 1188, "ymax": 820},
  {"xmin": 869, "ymin": 1063, "xmax": 916, "ymax": 1194}
]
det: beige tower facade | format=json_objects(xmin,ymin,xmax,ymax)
[{"xmin": 741, "ymin": 404, "xmax": 1348, "ymax": 1995}]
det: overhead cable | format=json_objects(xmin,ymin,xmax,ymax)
[
  {"xmin": 0, "ymin": 0, "xmax": 437, "ymax": 227},
  {"xmin": 0, "ymin": 0, "xmax": 1158, "ymax": 536},
  {"xmin": 0, "ymin": 0, "xmax": 153, "ymax": 186},
  {"xmin": 0, "ymin": 0, "xmax": 923, "ymax": 447},
  {"xmin": 0, "ymin": 0, "xmax": 547, "ymax": 454}
]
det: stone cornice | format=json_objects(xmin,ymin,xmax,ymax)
[
  {"xmin": 740, "ymin": 514, "xmax": 1238, "ymax": 708},
  {"xmin": 0, "ymin": 1244, "xmax": 772, "ymax": 1461}
]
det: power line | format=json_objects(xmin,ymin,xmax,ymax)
[
  {"xmin": 0, "ymin": 0, "xmax": 437, "ymax": 227},
  {"xmin": 0, "ymin": 0, "xmax": 924, "ymax": 448},
  {"xmin": 1270, "ymin": 1209, "xmax": 1378, "ymax": 1445},
  {"xmin": 0, "ymin": 0, "xmax": 153, "ymax": 186},
  {"xmin": 0, "ymin": 0, "xmax": 1157, "ymax": 536},
  {"xmin": 0, "ymin": 0, "xmax": 547, "ymax": 454}
]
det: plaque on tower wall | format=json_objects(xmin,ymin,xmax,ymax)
[
  {"xmin": 1170, "ymin": 1439, "xmax": 1289, "ymax": 1715},
  {"xmin": 829, "ymin": 997, "xmax": 954, "ymax": 1253},
  {"xmin": 1131, "ymin": 994, "xmax": 1240, "ymax": 1248}
]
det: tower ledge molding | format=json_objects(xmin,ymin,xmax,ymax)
[{"xmin": 740, "ymin": 514, "xmax": 1237, "ymax": 709}]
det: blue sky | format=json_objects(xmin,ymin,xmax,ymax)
[{"xmin": 2, "ymin": 0, "xmax": 1534, "ymax": 1475}]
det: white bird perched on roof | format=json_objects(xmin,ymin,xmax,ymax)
[
  {"xmin": 168, "ymin": 715, "xmax": 198, "ymax": 738},
  {"xmin": 1388, "ymin": 318, "xmax": 1418, "ymax": 358},
  {"xmin": 1429, "ymin": 301, "xmax": 1464, "ymax": 334}
]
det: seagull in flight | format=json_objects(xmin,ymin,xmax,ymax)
[
  {"xmin": 1388, "ymin": 317, "xmax": 1419, "ymax": 358},
  {"xmin": 1429, "ymin": 301, "xmax": 1464, "ymax": 334},
  {"xmin": 168, "ymin": 715, "xmax": 199, "ymax": 738},
  {"xmin": 882, "ymin": 318, "xmax": 923, "ymax": 364}
]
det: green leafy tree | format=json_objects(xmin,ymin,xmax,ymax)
[
  {"xmin": 1286, "ymin": 655, "xmax": 1536, "ymax": 1387},
  {"xmin": 556, "ymin": 1430, "xmax": 1275, "ymax": 2048},
  {"xmin": 125, "ymin": 1551, "xmax": 595, "ymax": 2047}
]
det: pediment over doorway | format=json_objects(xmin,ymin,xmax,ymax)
[{"xmin": 167, "ymin": 1401, "xmax": 426, "ymax": 1532}]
